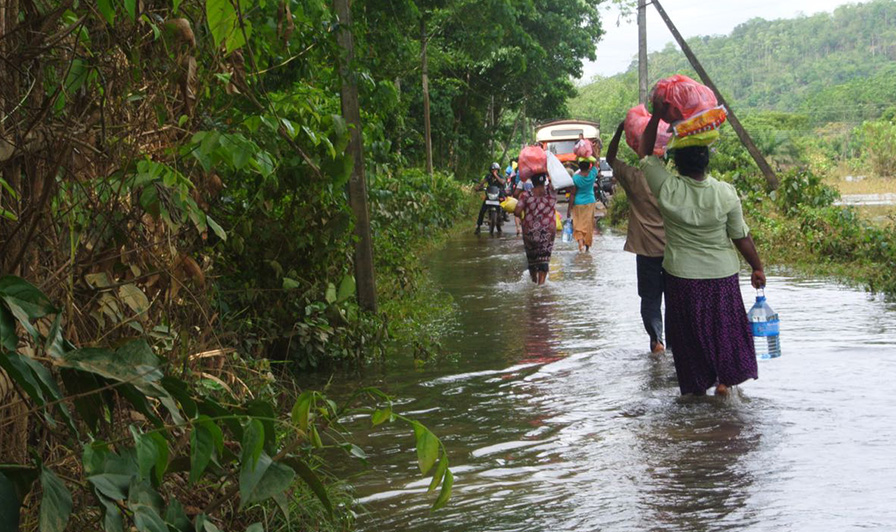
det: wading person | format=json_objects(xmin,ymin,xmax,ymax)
[
  {"xmin": 606, "ymin": 122, "xmax": 667, "ymax": 354},
  {"xmin": 514, "ymin": 173, "xmax": 556, "ymax": 284},
  {"xmin": 637, "ymin": 94, "xmax": 765, "ymax": 396},
  {"xmin": 567, "ymin": 160, "xmax": 598, "ymax": 252}
]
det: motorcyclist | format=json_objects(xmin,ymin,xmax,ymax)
[{"xmin": 474, "ymin": 162, "xmax": 506, "ymax": 234}]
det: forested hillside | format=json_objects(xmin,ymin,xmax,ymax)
[{"xmin": 571, "ymin": 0, "xmax": 896, "ymax": 128}]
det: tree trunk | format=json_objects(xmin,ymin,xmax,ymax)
[
  {"xmin": 334, "ymin": 0, "xmax": 377, "ymax": 312},
  {"xmin": 421, "ymin": 18, "xmax": 433, "ymax": 176},
  {"xmin": 638, "ymin": 0, "xmax": 648, "ymax": 105}
]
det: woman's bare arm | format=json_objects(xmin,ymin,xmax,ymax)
[{"xmin": 733, "ymin": 236, "xmax": 766, "ymax": 288}]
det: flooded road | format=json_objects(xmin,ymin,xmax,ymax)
[{"xmin": 343, "ymin": 230, "xmax": 896, "ymax": 531}]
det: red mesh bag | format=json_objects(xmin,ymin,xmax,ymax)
[
  {"xmin": 624, "ymin": 105, "xmax": 672, "ymax": 157},
  {"xmin": 653, "ymin": 74, "xmax": 718, "ymax": 123},
  {"xmin": 573, "ymin": 139, "xmax": 593, "ymax": 159},
  {"xmin": 518, "ymin": 145, "xmax": 547, "ymax": 181}
]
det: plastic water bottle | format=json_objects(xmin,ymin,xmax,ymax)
[
  {"xmin": 562, "ymin": 219, "xmax": 573, "ymax": 243},
  {"xmin": 748, "ymin": 289, "xmax": 781, "ymax": 359}
]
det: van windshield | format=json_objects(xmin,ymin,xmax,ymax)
[{"xmin": 547, "ymin": 140, "xmax": 577, "ymax": 155}]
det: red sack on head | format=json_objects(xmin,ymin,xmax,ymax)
[
  {"xmin": 624, "ymin": 105, "xmax": 672, "ymax": 157},
  {"xmin": 573, "ymin": 139, "xmax": 593, "ymax": 159},
  {"xmin": 653, "ymin": 74, "xmax": 718, "ymax": 124},
  {"xmin": 518, "ymin": 145, "xmax": 547, "ymax": 181}
]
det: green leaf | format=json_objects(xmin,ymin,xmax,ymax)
[
  {"xmin": 97, "ymin": 0, "xmax": 115, "ymax": 24},
  {"xmin": 282, "ymin": 458, "xmax": 333, "ymax": 517},
  {"xmin": 371, "ymin": 407, "xmax": 391, "ymax": 426},
  {"xmin": 432, "ymin": 469, "xmax": 453, "ymax": 510},
  {"xmin": 81, "ymin": 442, "xmax": 110, "ymax": 476},
  {"xmin": 337, "ymin": 275, "xmax": 355, "ymax": 302},
  {"xmin": 347, "ymin": 444, "xmax": 367, "ymax": 460},
  {"xmin": 241, "ymin": 419, "xmax": 265, "ymax": 470},
  {"xmin": 128, "ymin": 479, "xmax": 166, "ymax": 532},
  {"xmin": 0, "ymin": 305, "xmax": 16, "ymax": 352},
  {"xmin": 133, "ymin": 427, "xmax": 158, "ymax": 481},
  {"xmin": 413, "ymin": 423, "xmax": 440, "ymax": 475},
  {"xmin": 61, "ymin": 341, "xmax": 166, "ymax": 401},
  {"xmin": 96, "ymin": 494, "xmax": 124, "ymax": 532},
  {"xmin": 0, "ymin": 351, "xmax": 72, "ymax": 429},
  {"xmin": 205, "ymin": 0, "xmax": 246, "ymax": 53},
  {"xmin": 61, "ymin": 370, "xmax": 104, "ymax": 433},
  {"xmin": 325, "ymin": 283, "xmax": 337, "ymax": 304},
  {"xmin": 207, "ymin": 216, "xmax": 227, "ymax": 241},
  {"xmin": 190, "ymin": 416, "xmax": 221, "ymax": 483},
  {"xmin": 163, "ymin": 499, "xmax": 192, "ymax": 532},
  {"xmin": 124, "ymin": 0, "xmax": 136, "ymax": 21},
  {"xmin": 88, "ymin": 473, "xmax": 132, "ymax": 501},
  {"xmin": 282, "ymin": 277, "xmax": 299, "ymax": 290},
  {"xmin": 0, "ymin": 275, "xmax": 57, "ymax": 323},
  {"xmin": 132, "ymin": 429, "xmax": 169, "ymax": 484},
  {"xmin": 39, "ymin": 467, "xmax": 72, "ymax": 532},
  {"xmin": 239, "ymin": 452, "xmax": 295, "ymax": 508},
  {"xmin": 290, "ymin": 391, "xmax": 313, "ymax": 432},
  {"xmin": 0, "ymin": 473, "xmax": 21, "ymax": 531},
  {"xmin": 245, "ymin": 524, "xmax": 264, "ymax": 532},
  {"xmin": 44, "ymin": 314, "xmax": 70, "ymax": 359},
  {"xmin": 246, "ymin": 400, "xmax": 277, "ymax": 452},
  {"xmin": 195, "ymin": 514, "xmax": 223, "ymax": 532},
  {"xmin": 428, "ymin": 452, "xmax": 449, "ymax": 492},
  {"xmin": 162, "ymin": 376, "xmax": 197, "ymax": 419},
  {"xmin": 133, "ymin": 506, "xmax": 168, "ymax": 532}
]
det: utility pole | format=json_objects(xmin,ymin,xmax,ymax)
[
  {"xmin": 651, "ymin": 0, "xmax": 779, "ymax": 189},
  {"xmin": 421, "ymin": 18, "xmax": 434, "ymax": 176},
  {"xmin": 638, "ymin": 0, "xmax": 648, "ymax": 105},
  {"xmin": 334, "ymin": 0, "xmax": 377, "ymax": 311}
]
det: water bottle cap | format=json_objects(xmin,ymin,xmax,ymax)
[{"xmin": 756, "ymin": 295, "xmax": 766, "ymax": 302}]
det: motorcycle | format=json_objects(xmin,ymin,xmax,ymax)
[{"xmin": 484, "ymin": 185, "xmax": 505, "ymax": 235}]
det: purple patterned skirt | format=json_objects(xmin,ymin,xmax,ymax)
[{"xmin": 664, "ymin": 273, "xmax": 758, "ymax": 395}]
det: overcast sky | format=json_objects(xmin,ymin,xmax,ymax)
[{"xmin": 582, "ymin": 0, "xmax": 859, "ymax": 80}]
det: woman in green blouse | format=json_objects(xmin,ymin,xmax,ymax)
[{"xmin": 636, "ymin": 94, "xmax": 765, "ymax": 396}]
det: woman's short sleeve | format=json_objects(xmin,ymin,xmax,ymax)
[{"xmin": 726, "ymin": 195, "xmax": 750, "ymax": 239}]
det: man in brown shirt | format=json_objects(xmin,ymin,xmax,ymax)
[{"xmin": 606, "ymin": 122, "xmax": 667, "ymax": 354}]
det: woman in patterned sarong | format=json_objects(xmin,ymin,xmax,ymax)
[
  {"xmin": 515, "ymin": 173, "xmax": 556, "ymax": 285},
  {"xmin": 636, "ymin": 93, "xmax": 766, "ymax": 396}
]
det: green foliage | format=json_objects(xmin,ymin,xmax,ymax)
[
  {"xmin": 775, "ymin": 169, "xmax": 840, "ymax": 216},
  {"xmin": 0, "ymin": 279, "xmax": 454, "ymax": 531},
  {"xmin": 856, "ymin": 117, "xmax": 896, "ymax": 177}
]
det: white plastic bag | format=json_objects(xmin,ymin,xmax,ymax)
[{"xmin": 546, "ymin": 152, "xmax": 573, "ymax": 190}]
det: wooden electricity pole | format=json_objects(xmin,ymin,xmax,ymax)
[
  {"xmin": 334, "ymin": 0, "xmax": 377, "ymax": 312},
  {"xmin": 638, "ymin": 0, "xmax": 648, "ymax": 105},
  {"xmin": 421, "ymin": 19, "xmax": 434, "ymax": 176},
  {"xmin": 651, "ymin": 0, "xmax": 779, "ymax": 189}
]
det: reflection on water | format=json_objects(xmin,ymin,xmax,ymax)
[{"xmin": 331, "ymin": 230, "xmax": 896, "ymax": 531}]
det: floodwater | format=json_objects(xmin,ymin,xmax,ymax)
[{"xmin": 341, "ymin": 230, "xmax": 896, "ymax": 531}]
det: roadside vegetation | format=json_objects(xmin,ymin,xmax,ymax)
[{"xmin": 0, "ymin": 0, "xmax": 602, "ymax": 530}]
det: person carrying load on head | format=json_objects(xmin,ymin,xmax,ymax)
[
  {"xmin": 606, "ymin": 119, "xmax": 667, "ymax": 355},
  {"xmin": 566, "ymin": 159, "xmax": 598, "ymax": 253},
  {"xmin": 635, "ymin": 81, "xmax": 764, "ymax": 396},
  {"xmin": 474, "ymin": 162, "xmax": 506, "ymax": 234},
  {"xmin": 514, "ymin": 172, "xmax": 556, "ymax": 285}
]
